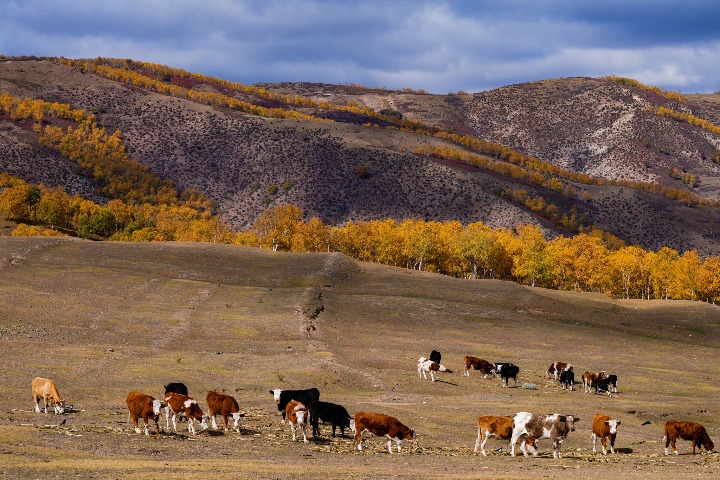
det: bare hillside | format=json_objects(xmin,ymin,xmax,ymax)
[{"xmin": 2, "ymin": 59, "xmax": 720, "ymax": 255}]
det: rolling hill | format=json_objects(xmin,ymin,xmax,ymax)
[{"xmin": 1, "ymin": 58, "xmax": 720, "ymax": 256}]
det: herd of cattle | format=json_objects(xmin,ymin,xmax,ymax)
[{"xmin": 29, "ymin": 350, "xmax": 715, "ymax": 458}]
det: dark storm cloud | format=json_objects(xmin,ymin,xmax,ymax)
[{"xmin": 1, "ymin": 0, "xmax": 718, "ymax": 93}]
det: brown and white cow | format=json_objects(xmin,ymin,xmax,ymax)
[
  {"xmin": 663, "ymin": 420, "xmax": 714, "ymax": 455},
  {"xmin": 31, "ymin": 377, "xmax": 65, "ymax": 414},
  {"xmin": 592, "ymin": 413, "xmax": 621, "ymax": 455},
  {"xmin": 206, "ymin": 391, "xmax": 242, "ymax": 432},
  {"xmin": 164, "ymin": 392, "xmax": 208, "ymax": 435},
  {"xmin": 464, "ymin": 356, "xmax": 496, "ymax": 378},
  {"xmin": 285, "ymin": 400, "xmax": 309, "ymax": 443},
  {"xmin": 582, "ymin": 371, "xmax": 606, "ymax": 393},
  {"xmin": 546, "ymin": 362, "xmax": 572, "ymax": 380},
  {"xmin": 510, "ymin": 412, "xmax": 579, "ymax": 458},
  {"xmin": 351, "ymin": 411, "xmax": 415, "ymax": 454},
  {"xmin": 473, "ymin": 415, "xmax": 537, "ymax": 456},
  {"xmin": 417, "ymin": 356, "xmax": 452, "ymax": 382},
  {"xmin": 126, "ymin": 392, "xmax": 165, "ymax": 437}
]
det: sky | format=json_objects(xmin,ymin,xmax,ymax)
[{"xmin": 1, "ymin": 0, "xmax": 719, "ymax": 94}]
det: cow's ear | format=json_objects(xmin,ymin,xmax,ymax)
[
  {"xmin": 269, "ymin": 390, "xmax": 274, "ymax": 395},
  {"xmin": 616, "ymin": 421, "xmax": 621, "ymax": 425},
  {"xmin": 605, "ymin": 421, "xmax": 610, "ymax": 426},
  {"xmin": 558, "ymin": 415, "xmax": 566, "ymax": 422},
  {"xmin": 574, "ymin": 417, "xmax": 579, "ymax": 422}
]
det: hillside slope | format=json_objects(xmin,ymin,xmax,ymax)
[
  {"xmin": 2, "ymin": 59, "xmax": 720, "ymax": 255},
  {"xmin": 0, "ymin": 238, "xmax": 718, "ymax": 478}
]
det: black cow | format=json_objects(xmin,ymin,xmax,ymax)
[
  {"xmin": 429, "ymin": 350, "xmax": 441, "ymax": 364},
  {"xmin": 496, "ymin": 363, "xmax": 519, "ymax": 387},
  {"xmin": 308, "ymin": 400, "xmax": 351, "ymax": 437},
  {"xmin": 269, "ymin": 387, "xmax": 320, "ymax": 422},
  {"xmin": 164, "ymin": 382, "xmax": 188, "ymax": 396},
  {"xmin": 597, "ymin": 375, "xmax": 618, "ymax": 396},
  {"xmin": 559, "ymin": 370, "xmax": 575, "ymax": 391}
]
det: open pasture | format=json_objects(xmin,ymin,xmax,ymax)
[{"xmin": 0, "ymin": 237, "xmax": 718, "ymax": 478}]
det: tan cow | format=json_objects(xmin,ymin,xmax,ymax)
[
  {"xmin": 206, "ymin": 391, "xmax": 242, "ymax": 432},
  {"xmin": 464, "ymin": 356, "xmax": 496, "ymax": 378},
  {"xmin": 31, "ymin": 377, "xmax": 65, "ymax": 414},
  {"xmin": 285, "ymin": 400, "xmax": 309, "ymax": 443},
  {"xmin": 664, "ymin": 420, "xmax": 714, "ymax": 455},
  {"xmin": 474, "ymin": 415, "xmax": 537, "ymax": 456},
  {"xmin": 126, "ymin": 392, "xmax": 165, "ymax": 437},
  {"xmin": 591, "ymin": 413, "xmax": 621, "ymax": 455},
  {"xmin": 351, "ymin": 411, "xmax": 414, "ymax": 454}
]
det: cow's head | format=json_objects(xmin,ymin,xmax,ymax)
[
  {"xmin": 199, "ymin": 414, "xmax": 210, "ymax": 431},
  {"xmin": 152, "ymin": 399, "xmax": 165, "ymax": 416},
  {"xmin": 53, "ymin": 399, "xmax": 66, "ymax": 414},
  {"xmin": 405, "ymin": 428, "xmax": 415, "ymax": 442},
  {"xmin": 702, "ymin": 432, "xmax": 714, "ymax": 452},
  {"xmin": 269, "ymin": 388, "xmax": 282, "ymax": 403},
  {"xmin": 559, "ymin": 415, "xmax": 578, "ymax": 432},
  {"xmin": 349, "ymin": 419, "xmax": 356, "ymax": 433},
  {"xmin": 605, "ymin": 419, "xmax": 621, "ymax": 435}
]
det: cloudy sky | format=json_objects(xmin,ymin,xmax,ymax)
[{"xmin": 2, "ymin": 0, "xmax": 719, "ymax": 94}]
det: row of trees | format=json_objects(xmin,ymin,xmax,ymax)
[{"xmin": 238, "ymin": 205, "xmax": 720, "ymax": 303}]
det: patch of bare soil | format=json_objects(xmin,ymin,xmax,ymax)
[{"xmin": 0, "ymin": 238, "xmax": 719, "ymax": 479}]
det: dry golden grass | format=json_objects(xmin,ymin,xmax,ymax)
[{"xmin": 0, "ymin": 237, "xmax": 718, "ymax": 479}]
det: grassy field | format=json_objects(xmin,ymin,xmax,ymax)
[{"xmin": 0, "ymin": 237, "xmax": 718, "ymax": 479}]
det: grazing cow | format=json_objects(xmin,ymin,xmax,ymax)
[
  {"xmin": 308, "ymin": 400, "xmax": 352, "ymax": 438},
  {"xmin": 582, "ymin": 371, "xmax": 606, "ymax": 393},
  {"xmin": 286, "ymin": 400, "xmax": 309, "ymax": 443},
  {"xmin": 351, "ymin": 411, "xmax": 415, "ymax": 454},
  {"xmin": 591, "ymin": 414, "xmax": 621, "ymax": 455},
  {"xmin": 663, "ymin": 420, "xmax": 714, "ymax": 455},
  {"xmin": 463, "ymin": 356, "xmax": 496, "ymax": 378},
  {"xmin": 496, "ymin": 363, "xmax": 519, "ymax": 388},
  {"xmin": 417, "ymin": 357, "xmax": 453, "ymax": 382},
  {"xmin": 164, "ymin": 392, "xmax": 208, "ymax": 435},
  {"xmin": 126, "ymin": 392, "xmax": 164, "ymax": 437},
  {"xmin": 510, "ymin": 412, "xmax": 579, "ymax": 458},
  {"xmin": 597, "ymin": 375, "xmax": 618, "ymax": 396},
  {"xmin": 429, "ymin": 350, "xmax": 441, "ymax": 364},
  {"xmin": 31, "ymin": 377, "xmax": 65, "ymax": 414},
  {"xmin": 546, "ymin": 362, "xmax": 572, "ymax": 380},
  {"xmin": 559, "ymin": 370, "xmax": 575, "ymax": 391},
  {"xmin": 206, "ymin": 391, "xmax": 241, "ymax": 432},
  {"xmin": 473, "ymin": 415, "xmax": 537, "ymax": 456},
  {"xmin": 269, "ymin": 387, "xmax": 320, "ymax": 423},
  {"xmin": 164, "ymin": 382, "xmax": 188, "ymax": 396}
]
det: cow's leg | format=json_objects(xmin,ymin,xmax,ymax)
[
  {"xmin": 210, "ymin": 413, "xmax": 219, "ymax": 430},
  {"xmin": 188, "ymin": 417, "xmax": 195, "ymax": 435},
  {"xmin": 592, "ymin": 432, "xmax": 597, "ymax": 454},
  {"xmin": 33, "ymin": 395, "xmax": 41, "ymax": 413},
  {"xmin": 609, "ymin": 434, "xmax": 615, "ymax": 454},
  {"xmin": 222, "ymin": 414, "xmax": 230, "ymax": 432},
  {"xmin": 601, "ymin": 435, "xmax": 608, "ymax": 455},
  {"xmin": 553, "ymin": 438, "xmax": 560, "ymax": 458},
  {"xmin": 480, "ymin": 431, "xmax": 491, "ymax": 456},
  {"xmin": 355, "ymin": 430, "xmax": 364, "ymax": 451},
  {"xmin": 300, "ymin": 421, "xmax": 309, "ymax": 444},
  {"xmin": 290, "ymin": 422, "xmax": 297, "ymax": 441},
  {"xmin": 663, "ymin": 434, "xmax": 669, "ymax": 455},
  {"xmin": 395, "ymin": 437, "xmax": 402, "ymax": 453},
  {"xmin": 142, "ymin": 414, "xmax": 150, "ymax": 436},
  {"xmin": 171, "ymin": 413, "xmax": 178, "ymax": 433},
  {"xmin": 510, "ymin": 430, "xmax": 521, "ymax": 457},
  {"xmin": 165, "ymin": 408, "xmax": 171, "ymax": 430},
  {"xmin": 430, "ymin": 371, "xmax": 436, "ymax": 382},
  {"xmin": 131, "ymin": 414, "xmax": 141, "ymax": 434},
  {"xmin": 43, "ymin": 394, "xmax": 49, "ymax": 413}
]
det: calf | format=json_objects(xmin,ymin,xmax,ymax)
[
  {"xmin": 592, "ymin": 413, "xmax": 621, "ymax": 454},
  {"xmin": 206, "ymin": 391, "xmax": 241, "ymax": 432},
  {"xmin": 269, "ymin": 387, "xmax": 320, "ymax": 423},
  {"xmin": 546, "ymin": 362, "xmax": 572, "ymax": 380},
  {"xmin": 308, "ymin": 400, "xmax": 352, "ymax": 438},
  {"xmin": 286, "ymin": 400, "xmax": 309, "ymax": 443},
  {"xmin": 559, "ymin": 370, "xmax": 575, "ymax": 391},
  {"xmin": 582, "ymin": 371, "xmax": 606, "ymax": 393},
  {"xmin": 126, "ymin": 392, "xmax": 164, "ymax": 437},
  {"xmin": 463, "ymin": 356, "xmax": 496, "ymax": 378},
  {"xmin": 351, "ymin": 411, "xmax": 414, "ymax": 454},
  {"xmin": 417, "ymin": 357, "xmax": 452, "ymax": 382},
  {"xmin": 510, "ymin": 412, "xmax": 579, "ymax": 458},
  {"xmin": 473, "ymin": 415, "xmax": 537, "ymax": 456},
  {"xmin": 496, "ymin": 363, "xmax": 519, "ymax": 388},
  {"xmin": 164, "ymin": 392, "xmax": 208, "ymax": 435},
  {"xmin": 31, "ymin": 377, "xmax": 65, "ymax": 414},
  {"xmin": 664, "ymin": 420, "xmax": 714, "ymax": 455}
]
